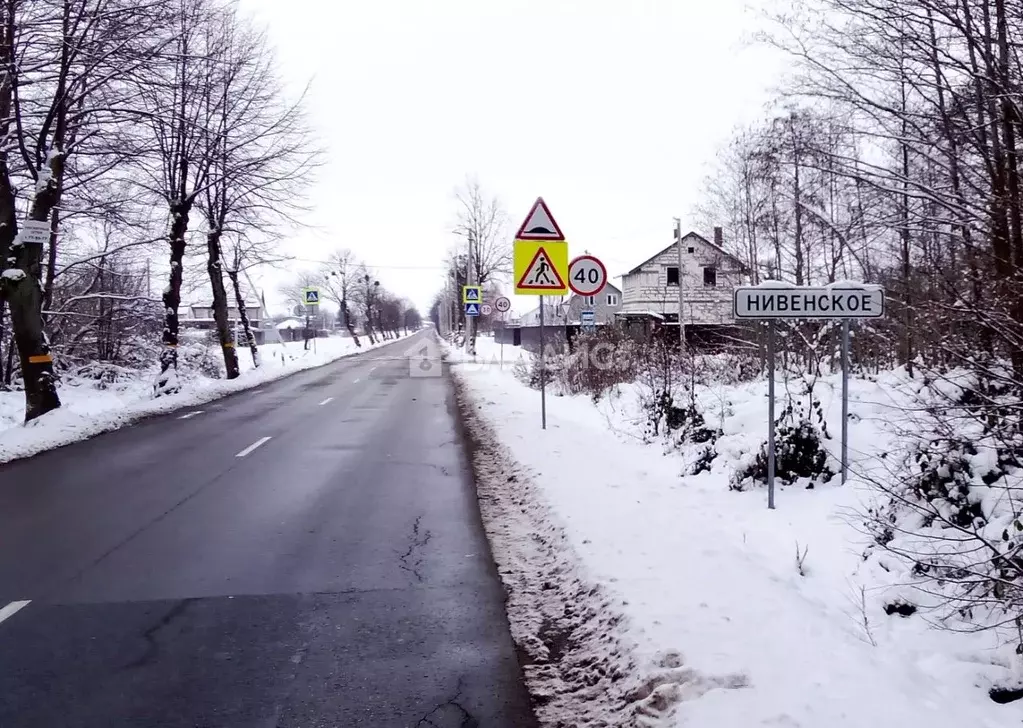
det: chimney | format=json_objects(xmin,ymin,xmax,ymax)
[{"xmin": 714, "ymin": 226, "xmax": 724, "ymax": 248}]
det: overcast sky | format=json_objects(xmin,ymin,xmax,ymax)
[{"xmin": 237, "ymin": 0, "xmax": 784, "ymax": 315}]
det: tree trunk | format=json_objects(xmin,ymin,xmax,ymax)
[
  {"xmin": 227, "ymin": 269, "xmax": 259, "ymax": 368},
  {"xmin": 341, "ymin": 299, "xmax": 360, "ymax": 346},
  {"xmin": 155, "ymin": 202, "xmax": 191, "ymax": 395},
  {"xmin": 206, "ymin": 230, "xmax": 239, "ymax": 379}
]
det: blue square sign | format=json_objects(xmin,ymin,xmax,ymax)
[{"xmin": 464, "ymin": 302, "xmax": 480, "ymax": 316}]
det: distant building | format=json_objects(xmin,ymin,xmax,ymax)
[
  {"xmin": 564, "ymin": 283, "xmax": 622, "ymax": 325},
  {"xmin": 181, "ymin": 295, "xmax": 267, "ymax": 344},
  {"xmin": 618, "ymin": 227, "xmax": 747, "ymax": 340}
]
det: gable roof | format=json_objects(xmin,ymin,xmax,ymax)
[{"xmin": 624, "ymin": 232, "xmax": 746, "ymax": 276}]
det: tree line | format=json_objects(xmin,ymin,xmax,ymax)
[
  {"xmin": 696, "ymin": 0, "xmax": 1023, "ymax": 634},
  {"xmin": 0, "ymin": 0, "xmax": 318, "ymax": 422}
]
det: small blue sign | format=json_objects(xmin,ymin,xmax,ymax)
[
  {"xmin": 464, "ymin": 302, "xmax": 480, "ymax": 316},
  {"xmin": 580, "ymin": 310, "xmax": 596, "ymax": 322}
]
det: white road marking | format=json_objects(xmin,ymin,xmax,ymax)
[
  {"xmin": 250, "ymin": 389, "xmax": 264, "ymax": 394},
  {"xmin": 0, "ymin": 600, "xmax": 30, "ymax": 626},
  {"xmin": 353, "ymin": 378, "xmax": 360, "ymax": 384},
  {"xmin": 235, "ymin": 437, "xmax": 272, "ymax": 458},
  {"xmin": 368, "ymin": 366, "xmax": 377, "ymax": 373},
  {"xmin": 319, "ymin": 397, "xmax": 333, "ymax": 406},
  {"xmin": 178, "ymin": 410, "xmax": 204, "ymax": 420}
]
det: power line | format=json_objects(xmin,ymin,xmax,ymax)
[{"xmin": 286, "ymin": 256, "xmax": 448, "ymax": 271}]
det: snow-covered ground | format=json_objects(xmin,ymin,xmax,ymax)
[
  {"xmin": 449, "ymin": 335, "xmax": 1018, "ymax": 728},
  {"xmin": 0, "ymin": 333, "xmax": 413, "ymax": 463}
]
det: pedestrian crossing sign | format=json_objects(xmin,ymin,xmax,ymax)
[
  {"xmin": 514, "ymin": 240, "xmax": 568, "ymax": 295},
  {"xmin": 462, "ymin": 285, "xmax": 482, "ymax": 303},
  {"xmin": 464, "ymin": 302, "xmax": 480, "ymax": 316},
  {"xmin": 303, "ymin": 287, "xmax": 320, "ymax": 305}
]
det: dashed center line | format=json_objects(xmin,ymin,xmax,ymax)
[
  {"xmin": 235, "ymin": 437, "xmax": 272, "ymax": 458},
  {"xmin": 178, "ymin": 410, "xmax": 204, "ymax": 420},
  {"xmin": 353, "ymin": 378, "xmax": 360, "ymax": 384},
  {"xmin": 319, "ymin": 397, "xmax": 334, "ymax": 406},
  {"xmin": 0, "ymin": 600, "xmax": 30, "ymax": 626}
]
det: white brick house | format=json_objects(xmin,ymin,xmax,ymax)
[{"xmin": 618, "ymin": 228, "xmax": 747, "ymax": 329}]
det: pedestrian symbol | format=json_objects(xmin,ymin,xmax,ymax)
[
  {"xmin": 464, "ymin": 302, "xmax": 480, "ymax": 316},
  {"xmin": 462, "ymin": 285, "xmax": 482, "ymax": 303},
  {"xmin": 516, "ymin": 246, "xmax": 567, "ymax": 292},
  {"xmin": 302, "ymin": 287, "xmax": 320, "ymax": 305}
]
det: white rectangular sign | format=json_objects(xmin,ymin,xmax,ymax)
[
  {"xmin": 18, "ymin": 220, "xmax": 49, "ymax": 246},
  {"xmin": 733, "ymin": 286, "xmax": 885, "ymax": 319}
]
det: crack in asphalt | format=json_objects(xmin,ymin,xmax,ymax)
[
  {"xmin": 121, "ymin": 598, "xmax": 196, "ymax": 670},
  {"xmin": 415, "ymin": 679, "xmax": 479, "ymax": 728},
  {"xmin": 397, "ymin": 515, "xmax": 432, "ymax": 582}
]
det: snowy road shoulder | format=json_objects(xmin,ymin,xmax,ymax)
[{"xmin": 450, "ymin": 337, "xmax": 1017, "ymax": 728}]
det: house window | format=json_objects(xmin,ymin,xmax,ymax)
[
  {"xmin": 704, "ymin": 266, "xmax": 717, "ymax": 287},
  {"xmin": 586, "ymin": 295, "xmax": 595, "ymax": 305},
  {"xmin": 687, "ymin": 246, "xmax": 695, "ymax": 254},
  {"xmin": 667, "ymin": 266, "xmax": 680, "ymax": 285},
  {"xmin": 606, "ymin": 294, "xmax": 618, "ymax": 306}
]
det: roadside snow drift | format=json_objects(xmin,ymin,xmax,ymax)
[{"xmin": 450, "ymin": 336, "xmax": 1018, "ymax": 728}]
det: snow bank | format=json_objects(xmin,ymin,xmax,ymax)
[
  {"xmin": 0, "ymin": 333, "xmax": 413, "ymax": 463},
  {"xmin": 451, "ymin": 337, "xmax": 1017, "ymax": 728}
]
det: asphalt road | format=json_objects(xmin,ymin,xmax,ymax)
[{"xmin": 0, "ymin": 331, "xmax": 536, "ymax": 728}]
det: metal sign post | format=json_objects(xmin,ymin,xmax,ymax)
[
  {"xmin": 767, "ymin": 321, "xmax": 776, "ymax": 510},
  {"xmin": 495, "ymin": 296, "xmax": 511, "ymax": 371},
  {"xmin": 733, "ymin": 284, "xmax": 885, "ymax": 508},
  {"xmin": 841, "ymin": 319, "xmax": 850, "ymax": 484},
  {"xmin": 539, "ymin": 296, "xmax": 546, "ymax": 430},
  {"xmin": 513, "ymin": 198, "xmax": 568, "ymax": 430}
]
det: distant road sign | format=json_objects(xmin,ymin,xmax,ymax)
[
  {"xmin": 464, "ymin": 302, "xmax": 480, "ymax": 316},
  {"xmin": 733, "ymin": 285, "xmax": 885, "ymax": 319},
  {"xmin": 481, "ymin": 303, "xmax": 493, "ymax": 316},
  {"xmin": 580, "ymin": 310, "xmax": 595, "ymax": 322},
  {"xmin": 494, "ymin": 296, "xmax": 511, "ymax": 313},
  {"xmin": 462, "ymin": 285, "xmax": 481, "ymax": 303},
  {"xmin": 568, "ymin": 255, "xmax": 607, "ymax": 296},
  {"xmin": 302, "ymin": 287, "xmax": 320, "ymax": 305}
]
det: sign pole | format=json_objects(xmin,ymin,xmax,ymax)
[
  {"xmin": 539, "ymin": 296, "xmax": 546, "ymax": 430},
  {"xmin": 841, "ymin": 319, "xmax": 850, "ymax": 484},
  {"xmin": 500, "ymin": 314, "xmax": 505, "ymax": 370},
  {"xmin": 767, "ymin": 321, "xmax": 776, "ymax": 510}
]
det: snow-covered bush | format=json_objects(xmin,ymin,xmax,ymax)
[
  {"xmin": 864, "ymin": 368, "xmax": 1023, "ymax": 629},
  {"xmin": 731, "ymin": 392, "xmax": 835, "ymax": 490}
]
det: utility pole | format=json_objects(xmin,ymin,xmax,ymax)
[
  {"xmin": 674, "ymin": 217, "xmax": 685, "ymax": 348},
  {"xmin": 465, "ymin": 230, "xmax": 475, "ymax": 354}
]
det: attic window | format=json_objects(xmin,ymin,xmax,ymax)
[
  {"xmin": 704, "ymin": 266, "xmax": 717, "ymax": 287},
  {"xmin": 687, "ymin": 246, "xmax": 695, "ymax": 254},
  {"xmin": 667, "ymin": 266, "xmax": 680, "ymax": 286}
]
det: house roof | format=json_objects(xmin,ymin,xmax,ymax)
[{"xmin": 623, "ymin": 232, "xmax": 746, "ymax": 276}]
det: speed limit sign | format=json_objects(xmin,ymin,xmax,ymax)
[
  {"xmin": 568, "ymin": 255, "xmax": 608, "ymax": 296},
  {"xmin": 481, "ymin": 303, "xmax": 493, "ymax": 316},
  {"xmin": 494, "ymin": 296, "xmax": 511, "ymax": 313}
]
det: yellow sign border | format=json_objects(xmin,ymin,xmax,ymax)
[
  {"xmin": 513, "ymin": 239, "xmax": 569, "ymax": 296},
  {"xmin": 462, "ymin": 285, "xmax": 482, "ymax": 304}
]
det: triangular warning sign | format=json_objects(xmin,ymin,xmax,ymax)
[
  {"xmin": 517, "ymin": 246, "xmax": 567, "ymax": 290},
  {"xmin": 515, "ymin": 197, "xmax": 565, "ymax": 240}
]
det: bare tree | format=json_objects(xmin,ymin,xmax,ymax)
[
  {"xmin": 453, "ymin": 177, "xmax": 510, "ymax": 355},
  {"xmin": 319, "ymin": 248, "xmax": 360, "ymax": 346},
  {"xmin": 196, "ymin": 9, "xmax": 316, "ymax": 377}
]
